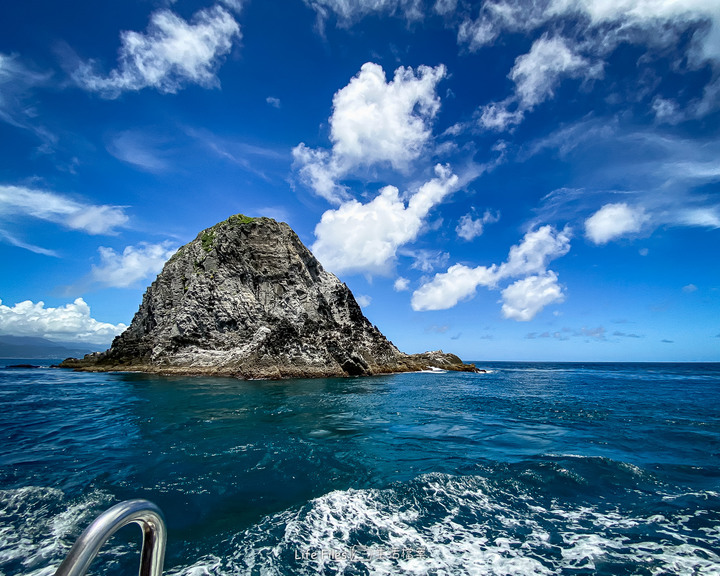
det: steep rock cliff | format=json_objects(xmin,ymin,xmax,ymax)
[{"xmin": 62, "ymin": 215, "xmax": 477, "ymax": 378}]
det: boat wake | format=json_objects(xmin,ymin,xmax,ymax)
[
  {"xmin": 167, "ymin": 459, "xmax": 720, "ymax": 576},
  {"xmin": 0, "ymin": 487, "xmax": 132, "ymax": 576}
]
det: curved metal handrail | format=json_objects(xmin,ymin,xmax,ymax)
[{"xmin": 54, "ymin": 499, "xmax": 166, "ymax": 576}]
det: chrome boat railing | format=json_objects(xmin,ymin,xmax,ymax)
[{"xmin": 54, "ymin": 499, "xmax": 166, "ymax": 576}]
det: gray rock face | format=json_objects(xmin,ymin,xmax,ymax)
[{"xmin": 62, "ymin": 215, "xmax": 477, "ymax": 378}]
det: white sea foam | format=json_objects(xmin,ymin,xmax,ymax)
[
  {"xmin": 166, "ymin": 472, "xmax": 720, "ymax": 576},
  {"xmin": 417, "ymin": 367, "xmax": 447, "ymax": 374},
  {"xmin": 7, "ymin": 471, "xmax": 719, "ymax": 576},
  {"xmin": 0, "ymin": 486, "xmax": 122, "ymax": 576}
]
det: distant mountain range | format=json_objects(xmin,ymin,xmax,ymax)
[{"xmin": 0, "ymin": 335, "xmax": 100, "ymax": 359}]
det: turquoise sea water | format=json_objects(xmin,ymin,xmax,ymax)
[{"xmin": 0, "ymin": 361, "xmax": 719, "ymax": 575}]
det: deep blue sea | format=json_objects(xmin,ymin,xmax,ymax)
[{"xmin": 1, "ymin": 361, "xmax": 719, "ymax": 575}]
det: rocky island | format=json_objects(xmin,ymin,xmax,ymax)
[{"xmin": 61, "ymin": 215, "xmax": 478, "ymax": 379}]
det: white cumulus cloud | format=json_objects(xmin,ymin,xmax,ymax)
[
  {"xmin": 498, "ymin": 225, "xmax": 572, "ymax": 277},
  {"xmin": 511, "ymin": 35, "xmax": 597, "ymax": 109},
  {"xmin": 0, "ymin": 185, "xmax": 129, "ymax": 235},
  {"xmin": 73, "ymin": 5, "xmax": 240, "ymax": 98},
  {"xmin": 500, "ymin": 271, "xmax": 565, "ymax": 321},
  {"xmin": 411, "ymin": 263, "xmax": 498, "ymax": 311},
  {"xmin": 330, "ymin": 62, "xmax": 445, "ymax": 170},
  {"xmin": 355, "ymin": 294, "xmax": 372, "ymax": 307},
  {"xmin": 312, "ymin": 164, "xmax": 458, "ymax": 275},
  {"xmin": 412, "ymin": 225, "xmax": 571, "ymax": 320},
  {"xmin": 293, "ymin": 62, "xmax": 446, "ymax": 202},
  {"xmin": 92, "ymin": 241, "xmax": 178, "ymax": 288},
  {"xmin": 292, "ymin": 144, "xmax": 349, "ymax": 204},
  {"xmin": 393, "ymin": 277, "xmax": 410, "ymax": 291},
  {"xmin": 585, "ymin": 202, "xmax": 648, "ymax": 244},
  {"xmin": 0, "ymin": 298, "xmax": 127, "ymax": 345},
  {"xmin": 477, "ymin": 103, "xmax": 525, "ymax": 132},
  {"xmin": 456, "ymin": 210, "xmax": 499, "ymax": 241}
]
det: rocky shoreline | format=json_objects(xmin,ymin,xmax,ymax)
[{"xmin": 60, "ymin": 349, "xmax": 480, "ymax": 379}]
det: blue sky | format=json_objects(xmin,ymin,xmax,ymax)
[{"xmin": 0, "ymin": 0, "xmax": 718, "ymax": 361}]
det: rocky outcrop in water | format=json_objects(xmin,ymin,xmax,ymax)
[{"xmin": 61, "ymin": 215, "xmax": 478, "ymax": 379}]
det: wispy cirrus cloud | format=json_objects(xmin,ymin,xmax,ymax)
[
  {"xmin": 72, "ymin": 5, "xmax": 241, "ymax": 98},
  {"xmin": 105, "ymin": 126, "xmax": 288, "ymax": 180},
  {"xmin": 0, "ymin": 52, "xmax": 57, "ymax": 148},
  {"xmin": 186, "ymin": 127, "xmax": 287, "ymax": 180},
  {"xmin": 527, "ymin": 326, "xmax": 612, "ymax": 341},
  {"xmin": 0, "ymin": 53, "xmax": 49, "ymax": 123},
  {"xmin": 406, "ymin": 249, "xmax": 450, "ymax": 273},
  {"xmin": 479, "ymin": 35, "xmax": 602, "ymax": 131},
  {"xmin": 459, "ymin": 0, "xmax": 720, "ymax": 63},
  {"xmin": 0, "ymin": 185, "xmax": 129, "ymax": 236},
  {"xmin": 303, "ymin": 0, "xmax": 423, "ymax": 28},
  {"xmin": 0, "ymin": 229, "xmax": 58, "ymax": 257},
  {"xmin": 460, "ymin": 0, "xmax": 720, "ymax": 129},
  {"xmin": 107, "ymin": 130, "xmax": 174, "ymax": 172},
  {"xmin": 526, "ymin": 121, "xmax": 720, "ymax": 242}
]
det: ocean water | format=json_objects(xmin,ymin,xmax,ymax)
[{"xmin": 0, "ymin": 361, "xmax": 719, "ymax": 575}]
